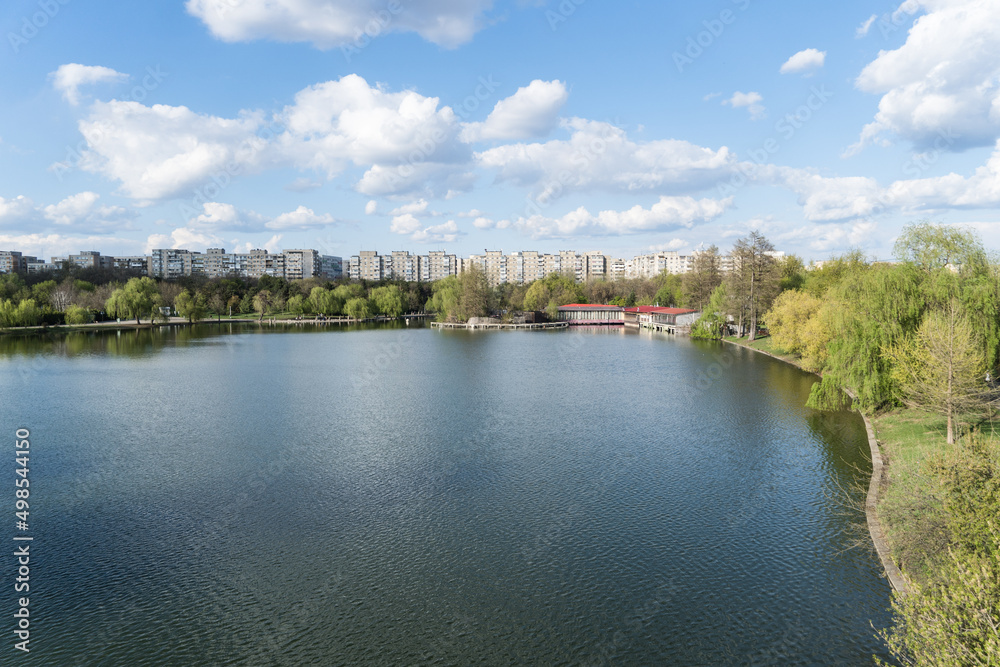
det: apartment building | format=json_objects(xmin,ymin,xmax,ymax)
[
  {"xmin": 424, "ymin": 250, "xmax": 458, "ymax": 282},
  {"xmin": 0, "ymin": 250, "xmax": 23, "ymax": 274},
  {"xmin": 390, "ymin": 251, "xmax": 419, "ymax": 282}
]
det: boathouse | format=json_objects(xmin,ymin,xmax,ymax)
[{"xmin": 556, "ymin": 304, "xmax": 625, "ymax": 326}]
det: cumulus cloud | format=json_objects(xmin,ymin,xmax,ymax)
[
  {"xmin": 389, "ymin": 214, "xmax": 461, "ymax": 242},
  {"xmin": 186, "ymin": 0, "xmax": 494, "ymax": 49},
  {"xmin": 779, "ymin": 169, "xmax": 884, "ymax": 221},
  {"xmin": 780, "ymin": 49, "xmax": 826, "ymax": 75},
  {"xmin": 50, "ymin": 64, "xmax": 128, "ymax": 106},
  {"xmin": 364, "ymin": 200, "xmax": 378, "ymax": 215},
  {"xmin": 477, "ymin": 118, "xmax": 735, "ymax": 200},
  {"xmin": 0, "ymin": 195, "xmax": 39, "ymax": 227},
  {"xmin": 460, "ymin": 80, "xmax": 568, "ymax": 142},
  {"xmin": 722, "ymin": 91, "xmax": 765, "ymax": 120},
  {"xmin": 1, "ymin": 192, "xmax": 135, "ymax": 232},
  {"xmin": 277, "ymin": 74, "xmax": 473, "ymax": 197},
  {"xmin": 507, "ymin": 196, "xmax": 732, "ymax": 239},
  {"xmin": 266, "ymin": 205, "xmax": 335, "ymax": 230},
  {"xmin": 74, "ymin": 100, "xmax": 266, "ymax": 201},
  {"xmin": 849, "ymin": 0, "xmax": 1000, "ymax": 153},
  {"xmin": 884, "ymin": 139, "xmax": 1000, "ymax": 209},
  {"xmin": 388, "ymin": 199, "xmax": 430, "ymax": 216},
  {"xmin": 185, "ymin": 201, "xmax": 335, "ymax": 232}
]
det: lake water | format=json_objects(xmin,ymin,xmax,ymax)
[{"xmin": 0, "ymin": 324, "xmax": 892, "ymax": 665}]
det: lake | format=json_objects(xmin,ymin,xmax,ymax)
[{"xmin": 0, "ymin": 323, "xmax": 892, "ymax": 665}]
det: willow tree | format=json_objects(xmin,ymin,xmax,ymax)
[
  {"xmin": 105, "ymin": 277, "xmax": 161, "ymax": 324},
  {"xmin": 886, "ymin": 300, "xmax": 988, "ymax": 445},
  {"xmin": 807, "ymin": 261, "xmax": 925, "ymax": 412}
]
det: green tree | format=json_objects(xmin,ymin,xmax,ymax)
[
  {"xmin": 252, "ymin": 290, "xmax": 275, "ymax": 321},
  {"xmin": 690, "ymin": 284, "xmax": 729, "ymax": 339},
  {"xmin": 370, "ymin": 285, "xmax": 405, "ymax": 318},
  {"xmin": 459, "ymin": 263, "xmax": 492, "ymax": 320},
  {"xmin": 208, "ymin": 292, "xmax": 226, "ymax": 322},
  {"xmin": 653, "ymin": 274, "xmax": 683, "ymax": 307},
  {"xmin": 65, "ymin": 305, "xmax": 94, "ymax": 325},
  {"xmin": 287, "ymin": 295, "xmax": 306, "ymax": 315},
  {"xmin": 808, "ymin": 262, "xmax": 926, "ymax": 412},
  {"xmin": 344, "ymin": 297, "xmax": 370, "ymax": 320},
  {"xmin": 878, "ymin": 529, "xmax": 1000, "ymax": 666},
  {"xmin": 174, "ymin": 290, "xmax": 207, "ymax": 323},
  {"xmin": 885, "ymin": 300, "xmax": 989, "ymax": 445},
  {"xmin": 427, "ymin": 276, "xmax": 462, "ymax": 321},
  {"xmin": 309, "ymin": 287, "xmax": 335, "ymax": 315},
  {"xmin": 894, "ymin": 221, "xmax": 989, "ymax": 274},
  {"xmin": 105, "ymin": 277, "xmax": 161, "ymax": 324},
  {"xmin": 765, "ymin": 290, "xmax": 822, "ymax": 356}
]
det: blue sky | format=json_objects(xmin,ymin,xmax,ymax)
[{"xmin": 2, "ymin": 0, "xmax": 1000, "ymax": 263}]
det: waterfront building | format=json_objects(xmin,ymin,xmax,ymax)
[{"xmin": 556, "ymin": 304, "xmax": 625, "ymax": 326}]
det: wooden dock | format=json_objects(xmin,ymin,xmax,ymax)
[{"xmin": 431, "ymin": 321, "xmax": 569, "ymax": 331}]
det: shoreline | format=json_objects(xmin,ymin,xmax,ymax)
[{"xmin": 719, "ymin": 336, "xmax": 909, "ymax": 595}]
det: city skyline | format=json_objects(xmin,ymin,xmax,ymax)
[{"xmin": 3, "ymin": 2, "xmax": 1000, "ymax": 264}]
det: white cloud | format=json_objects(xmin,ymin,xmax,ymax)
[
  {"xmin": 508, "ymin": 196, "xmax": 733, "ymax": 239},
  {"xmin": 277, "ymin": 74, "xmax": 472, "ymax": 197},
  {"xmin": 477, "ymin": 118, "xmax": 735, "ymax": 200},
  {"xmin": 648, "ymin": 239, "xmax": 687, "ymax": 252},
  {"xmin": 850, "ymin": 0, "xmax": 1000, "ymax": 152},
  {"xmin": 364, "ymin": 200, "xmax": 378, "ymax": 215},
  {"xmin": 145, "ymin": 227, "xmax": 225, "ymax": 253},
  {"xmin": 780, "ymin": 168, "xmax": 884, "ymax": 221},
  {"xmin": 389, "ymin": 213, "xmax": 422, "ymax": 235},
  {"xmin": 389, "ymin": 214, "xmax": 462, "ymax": 242},
  {"xmin": 457, "ymin": 209, "xmax": 485, "ymax": 218},
  {"xmin": 42, "ymin": 192, "xmax": 101, "ymax": 225},
  {"xmin": 266, "ymin": 205, "xmax": 335, "ymax": 230},
  {"xmin": 472, "ymin": 216, "xmax": 495, "ymax": 229},
  {"xmin": 722, "ymin": 91, "xmax": 765, "ymax": 120},
  {"xmin": 50, "ymin": 64, "xmax": 128, "ymax": 106},
  {"xmin": 74, "ymin": 100, "xmax": 266, "ymax": 201},
  {"xmin": 412, "ymin": 220, "xmax": 460, "ymax": 243},
  {"xmin": 856, "ymin": 14, "xmax": 878, "ymax": 37},
  {"xmin": 884, "ymin": 139, "xmax": 1000, "ymax": 209},
  {"xmin": 185, "ymin": 201, "xmax": 335, "ymax": 232},
  {"xmin": 1, "ymin": 192, "xmax": 135, "ymax": 232},
  {"xmin": 780, "ymin": 49, "xmax": 826, "ymax": 75},
  {"xmin": 186, "ymin": 0, "xmax": 493, "ymax": 49},
  {"xmin": 460, "ymin": 80, "xmax": 568, "ymax": 142},
  {"xmin": 388, "ymin": 199, "xmax": 430, "ymax": 216},
  {"xmin": 0, "ymin": 196, "xmax": 39, "ymax": 226}
]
